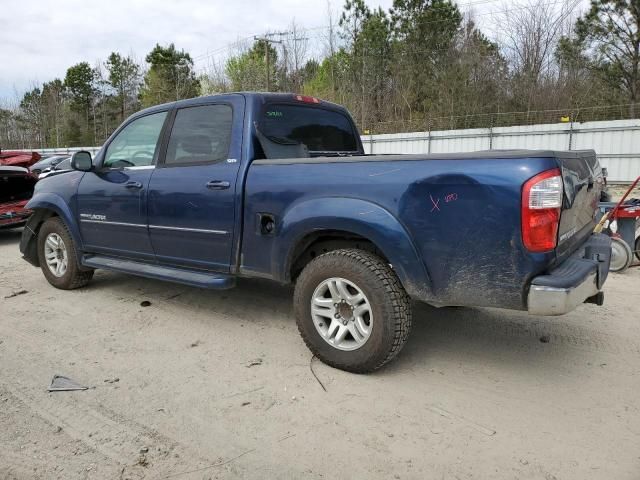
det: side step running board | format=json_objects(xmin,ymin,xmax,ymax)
[{"xmin": 81, "ymin": 255, "xmax": 236, "ymax": 290}]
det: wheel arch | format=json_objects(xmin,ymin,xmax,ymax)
[
  {"xmin": 274, "ymin": 197, "xmax": 431, "ymax": 299},
  {"xmin": 22, "ymin": 193, "xmax": 83, "ymax": 266}
]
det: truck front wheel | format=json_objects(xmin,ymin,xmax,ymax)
[
  {"xmin": 293, "ymin": 249, "xmax": 412, "ymax": 373},
  {"xmin": 37, "ymin": 217, "xmax": 94, "ymax": 290}
]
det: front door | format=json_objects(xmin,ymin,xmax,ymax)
[
  {"xmin": 77, "ymin": 110, "xmax": 169, "ymax": 261},
  {"xmin": 147, "ymin": 101, "xmax": 241, "ymax": 272}
]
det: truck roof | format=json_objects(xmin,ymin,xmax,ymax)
[{"xmin": 134, "ymin": 92, "xmax": 348, "ymax": 118}]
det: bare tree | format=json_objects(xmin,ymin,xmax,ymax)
[
  {"xmin": 284, "ymin": 20, "xmax": 309, "ymax": 92},
  {"xmin": 498, "ymin": 0, "xmax": 581, "ymax": 112}
]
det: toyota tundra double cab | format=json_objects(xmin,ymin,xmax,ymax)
[{"xmin": 20, "ymin": 93, "xmax": 611, "ymax": 372}]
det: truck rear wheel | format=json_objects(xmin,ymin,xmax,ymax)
[
  {"xmin": 293, "ymin": 249, "xmax": 412, "ymax": 373},
  {"xmin": 37, "ymin": 217, "xmax": 94, "ymax": 290}
]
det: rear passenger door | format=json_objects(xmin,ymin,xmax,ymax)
[{"xmin": 147, "ymin": 99, "xmax": 243, "ymax": 272}]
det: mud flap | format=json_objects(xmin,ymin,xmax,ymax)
[{"xmin": 20, "ymin": 211, "xmax": 47, "ymax": 267}]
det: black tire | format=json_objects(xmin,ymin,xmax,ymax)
[
  {"xmin": 294, "ymin": 249, "xmax": 412, "ymax": 373},
  {"xmin": 37, "ymin": 217, "xmax": 94, "ymax": 289}
]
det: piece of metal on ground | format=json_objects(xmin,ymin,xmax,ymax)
[{"xmin": 48, "ymin": 375, "xmax": 88, "ymax": 392}]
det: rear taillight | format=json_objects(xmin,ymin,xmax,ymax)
[{"xmin": 521, "ymin": 168, "xmax": 563, "ymax": 252}]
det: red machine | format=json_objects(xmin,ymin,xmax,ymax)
[{"xmin": 598, "ymin": 176, "xmax": 640, "ymax": 272}]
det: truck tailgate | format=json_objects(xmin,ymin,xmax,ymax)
[{"xmin": 555, "ymin": 150, "xmax": 603, "ymax": 260}]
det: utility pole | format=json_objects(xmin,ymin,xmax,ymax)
[{"xmin": 254, "ymin": 32, "xmax": 288, "ymax": 92}]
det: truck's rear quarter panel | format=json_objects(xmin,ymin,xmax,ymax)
[{"xmin": 242, "ymin": 154, "xmax": 563, "ymax": 310}]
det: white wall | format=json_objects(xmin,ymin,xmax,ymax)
[{"xmin": 361, "ymin": 119, "xmax": 640, "ymax": 183}]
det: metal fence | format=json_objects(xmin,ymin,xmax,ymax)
[{"xmin": 361, "ymin": 119, "xmax": 640, "ymax": 183}]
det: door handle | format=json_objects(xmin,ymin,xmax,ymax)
[
  {"xmin": 125, "ymin": 181, "xmax": 143, "ymax": 189},
  {"xmin": 206, "ymin": 180, "xmax": 231, "ymax": 190}
]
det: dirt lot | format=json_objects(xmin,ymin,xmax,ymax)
[{"xmin": 0, "ymin": 228, "xmax": 639, "ymax": 480}]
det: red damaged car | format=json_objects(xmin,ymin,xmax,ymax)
[{"xmin": 0, "ymin": 150, "xmax": 40, "ymax": 229}]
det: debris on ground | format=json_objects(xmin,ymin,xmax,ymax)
[
  {"xmin": 140, "ymin": 301, "xmax": 152, "ymax": 307},
  {"xmin": 539, "ymin": 335, "xmax": 551, "ymax": 343},
  {"xmin": 190, "ymin": 340, "xmax": 201, "ymax": 348},
  {"xmin": 309, "ymin": 355, "xmax": 327, "ymax": 392},
  {"xmin": 104, "ymin": 377, "xmax": 120, "ymax": 384},
  {"xmin": 48, "ymin": 375, "xmax": 88, "ymax": 392},
  {"xmin": 241, "ymin": 401, "xmax": 251, "ymax": 406},
  {"xmin": 136, "ymin": 453, "xmax": 149, "ymax": 467},
  {"xmin": 139, "ymin": 446, "xmax": 149, "ymax": 453},
  {"xmin": 245, "ymin": 358, "xmax": 262, "ymax": 367},
  {"xmin": 4, "ymin": 289, "xmax": 28, "ymax": 299}
]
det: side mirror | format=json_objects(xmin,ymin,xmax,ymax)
[{"xmin": 71, "ymin": 151, "xmax": 93, "ymax": 172}]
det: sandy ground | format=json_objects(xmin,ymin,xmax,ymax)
[{"xmin": 0, "ymin": 228, "xmax": 639, "ymax": 480}]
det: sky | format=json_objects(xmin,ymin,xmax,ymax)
[{"xmin": 0, "ymin": 0, "xmax": 589, "ymax": 101}]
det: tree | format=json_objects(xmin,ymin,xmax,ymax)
[
  {"xmin": 500, "ymin": 0, "xmax": 576, "ymax": 115},
  {"xmin": 140, "ymin": 44, "xmax": 200, "ymax": 107},
  {"xmin": 64, "ymin": 62, "xmax": 95, "ymax": 144},
  {"xmin": 390, "ymin": 0, "xmax": 462, "ymax": 119},
  {"xmin": 18, "ymin": 87, "xmax": 44, "ymax": 147},
  {"xmin": 225, "ymin": 40, "xmax": 278, "ymax": 91},
  {"xmin": 106, "ymin": 52, "xmax": 141, "ymax": 121},
  {"xmin": 566, "ymin": 0, "xmax": 640, "ymax": 114},
  {"xmin": 339, "ymin": 0, "xmax": 373, "ymax": 127},
  {"xmin": 41, "ymin": 79, "xmax": 65, "ymax": 147},
  {"xmin": 64, "ymin": 62, "xmax": 95, "ymax": 114}
]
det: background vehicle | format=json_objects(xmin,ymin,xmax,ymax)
[
  {"xmin": 20, "ymin": 93, "xmax": 611, "ymax": 373},
  {"xmin": 0, "ymin": 166, "xmax": 37, "ymax": 229},
  {"xmin": 30, "ymin": 154, "xmax": 69, "ymax": 176},
  {"xmin": 38, "ymin": 157, "xmax": 72, "ymax": 179},
  {"xmin": 0, "ymin": 149, "xmax": 41, "ymax": 168}
]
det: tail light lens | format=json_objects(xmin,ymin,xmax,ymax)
[{"xmin": 522, "ymin": 168, "xmax": 563, "ymax": 252}]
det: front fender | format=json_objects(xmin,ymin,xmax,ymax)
[
  {"xmin": 25, "ymin": 192, "xmax": 83, "ymax": 257},
  {"xmin": 275, "ymin": 197, "xmax": 431, "ymax": 299}
]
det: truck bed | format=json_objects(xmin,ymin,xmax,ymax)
[{"xmin": 242, "ymin": 150, "xmax": 602, "ymax": 310}]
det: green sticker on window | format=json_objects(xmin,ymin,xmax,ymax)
[{"xmin": 266, "ymin": 111, "xmax": 283, "ymax": 117}]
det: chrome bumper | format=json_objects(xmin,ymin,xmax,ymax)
[
  {"xmin": 528, "ymin": 271, "xmax": 599, "ymax": 316},
  {"xmin": 527, "ymin": 233, "xmax": 611, "ymax": 316}
]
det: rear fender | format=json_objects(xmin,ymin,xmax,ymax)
[{"xmin": 275, "ymin": 197, "xmax": 431, "ymax": 299}]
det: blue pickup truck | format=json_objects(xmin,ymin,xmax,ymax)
[{"xmin": 20, "ymin": 93, "xmax": 611, "ymax": 372}]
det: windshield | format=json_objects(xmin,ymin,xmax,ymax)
[
  {"xmin": 55, "ymin": 158, "xmax": 72, "ymax": 170},
  {"xmin": 259, "ymin": 104, "xmax": 360, "ymax": 153}
]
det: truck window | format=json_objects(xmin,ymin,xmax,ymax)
[
  {"xmin": 164, "ymin": 104, "xmax": 232, "ymax": 166},
  {"xmin": 259, "ymin": 104, "xmax": 359, "ymax": 153},
  {"xmin": 103, "ymin": 111, "xmax": 167, "ymax": 168}
]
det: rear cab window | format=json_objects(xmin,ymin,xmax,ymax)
[{"xmin": 258, "ymin": 104, "xmax": 361, "ymax": 157}]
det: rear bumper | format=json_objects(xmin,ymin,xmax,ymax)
[{"xmin": 527, "ymin": 233, "xmax": 611, "ymax": 316}]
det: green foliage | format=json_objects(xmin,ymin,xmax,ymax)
[
  {"xmin": 225, "ymin": 40, "xmax": 279, "ymax": 91},
  {"xmin": 106, "ymin": 52, "xmax": 141, "ymax": 121},
  {"xmin": 140, "ymin": 43, "xmax": 200, "ymax": 107},
  {"xmin": 64, "ymin": 62, "xmax": 95, "ymax": 113},
  {"xmin": 569, "ymin": 0, "xmax": 640, "ymax": 107}
]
